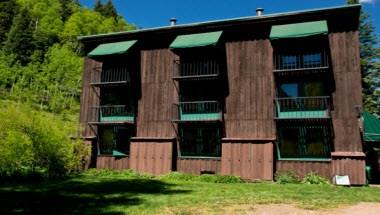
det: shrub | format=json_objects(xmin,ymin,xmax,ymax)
[
  {"xmin": 0, "ymin": 101, "xmax": 90, "ymax": 178},
  {"xmin": 302, "ymin": 172, "xmax": 330, "ymax": 185},
  {"xmin": 275, "ymin": 170, "xmax": 300, "ymax": 184}
]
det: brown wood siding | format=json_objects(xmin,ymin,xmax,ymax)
[
  {"xmin": 276, "ymin": 160, "xmax": 331, "ymax": 179},
  {"xmin": 221, "ymin": 142, "xmax": 273, "ymax": 180},
  {"xmin": 332, "ymin": 157, "xmax": 366, "ymax": 185},
  {"xmin": 96, "ymin": 156, "xmax": 130, "ymax": 170},
  {"xmin": 79, "ymin": 57, "xmax": 101, "ymax": 137},
  {"xmin": 129, "ymin": 141, "xmax": 173, "ymax": 175},
  {"xmin": 137, "ymin": 49, "xmax": 177, "ymax": 138},
  {"xmin": 328, "ymin": 31, "xmax": 363, "ymax": 152},
  {"xmin": 176, "ymin": 158, "xmax": 221, "ymax": 175},
  {"xmin": 224, "ymin": 39, "xmax": 275, "ymax": 139}
]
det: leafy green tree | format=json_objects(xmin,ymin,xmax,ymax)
[
  {"xmin": 3, "ymin": 8, "xmax": 35, "ymax": 65},
  {"xmin": 347, "ymin": 0, "xmax": 380, "ymax": 115},
  {"xmin": 0, "ymin": 0, "xmax": 19, "ymax": 44}
]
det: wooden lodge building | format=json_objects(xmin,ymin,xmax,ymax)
[{"xmin": 79, "ymin": 4, "xmax": 366, "ymax": 184}]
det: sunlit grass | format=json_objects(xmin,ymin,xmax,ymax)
[{"xmin": 1, "ymin": 170, "xmax": 380, "ymax": 214}]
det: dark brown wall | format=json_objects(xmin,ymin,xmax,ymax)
[
  {"xmin": 79, "ymin": 57, "xmax": 101, "ymax": 137},
  {"xmin": 224, "ymin": 39, "xmax": 275, "ymax": 139},
  {"xmin": 328, "ymin": 31, "xmax": 363, "ymax": 152},
  {"xmin": 221, "ymin": 142, "xmax": 273, "ymax": 180},
  {"xmin": 332, "ymin": 157, "xmax": 366, "ymax": 185},
  {"xmin": 96, "ymin": 156, "xmax": 130, "ymax": 170},
  {"xmin": 137, "ymin": 49, "xmax": 177, "ymax": 137},
  {"xmin": 177, "ymin": 158, "xmax": 221, "ymax": 175},
  {"xmin": 129, "ymin": 141, "xmax": 173, "ymax": 175},
  {"xmin": 276, "ymin": 161, "xmax": 331, "ymax": 179}
]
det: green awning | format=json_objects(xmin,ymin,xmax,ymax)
[
  {"xmin": 364, "ymin": 111, "xmax": 380, "ymax": 142},
  {"xmin": 88, "ymin": 40, "xmax": 137, "ymax": 57},
  {"xmin": 270, "ymin": 20, "xmax": 328, "ymax": 40},
  {"xmin": 112, "ymin": 150, "xmax": 127, "ymax": 157},
  {"xmin": 170, "ymin": 31, "xmax": 223, "ymax": 49}
]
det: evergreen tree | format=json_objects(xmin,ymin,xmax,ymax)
[
  {"xmin": 347, "ymin": 0, "xmax": 380, "ymax": 115},
  {"xmin": 103, "ymin": 0, "xmax": 118, "ymax": 19},
  {"xmin": 94, "ymin": 0, "xmax": 118, "ymax": 19},
  {"xmin": 59, "ymin": 0, "xmax": 75, "ymax": 22},
  {"xmin": 0, "ymin": 0, "xmax": 19, "ymax": 44},
  {"xmin": 3, "ymin": 8, "xmax": 35, "ymax": 66},
  {"xmin": 94, "ymin": 0, "xmax": 104, "ymax": 15}
]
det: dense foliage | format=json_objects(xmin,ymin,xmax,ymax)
[
  {"xmin": 0, "ymin": 0, "xmax": 135, "ymax": 177},
  {"xmin": 0, "ymin": 100, "xmax": 90, "ymax": 177},
  {"xmin": 347, "ymin": 0, "xmax": 380, "ymax": 115}
]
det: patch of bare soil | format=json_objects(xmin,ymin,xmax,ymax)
[{"xmin": 248, "ymin": 203, "xmax": 380, "ymax": 215}]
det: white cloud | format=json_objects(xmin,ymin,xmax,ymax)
[{"xmin": 359, "ymin": 0, "xmax": 376, "ymax": 3}]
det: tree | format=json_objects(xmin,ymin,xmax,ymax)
[
  {"xmin": 103, "ymin": 0, "xmax": 118, "ymax": 19},
  {"xmin": 94, "ymin": 0, "xmax": 118, "ymax": 19},
  {"xmin": 347, "ymin": 0, "xmax": 380, "ymax": 115},
  {"xmin": 3, "ymin": 8, "xmax": 35, "ymax": 65},
  {"xmin": 0, "ymin": 0, "xmax": 19, "ymax": 44}
]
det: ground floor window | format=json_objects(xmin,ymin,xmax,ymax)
[
  {"xmin": 179, "ymin": 123, "xmax": 222, "ymax": 157},
  {"xmin": 98, "ymin": 125, "xmax": 134, "ymax": 156},
  {"xmin": 277, "ymin": 124, "xmax": 331, "ymax": 159}
]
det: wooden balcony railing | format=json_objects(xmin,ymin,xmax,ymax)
[
  {"xmin": 89, "ymin": 105, "xmax": 135, "ymax": 124},
  {"xmin": 274, "ymin": 96, "xmax": 330, "ymax": 119},
  {"xmin": 173, "ymin": 101, "xmax": 222, "ymax": 122},
  {"xmin": 91, "ymin": 66, "xmax": 130, "ymax": 86},
  {"xmin": 273, "ymin": 51, "xmax": 329, "ymax": 72},
  {"xmin": 173, "ymin": 60, "xmax": 221, "ymax": 79}
]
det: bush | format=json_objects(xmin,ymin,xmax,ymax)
[
  {"xmin": 0, "ymin": 101, "xmax": 90, "ymax": 178},
  {"xmin": 302, "ymin": 172, "xmax": 330, "ymax": 185},
  {"xmin": 275, "ymin": 170, "xmax": 300, "ymax": 184}
]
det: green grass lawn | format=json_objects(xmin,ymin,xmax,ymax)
[{"xmin": 1, "ymin": 170, "xmax": 380, "ymax": 215}]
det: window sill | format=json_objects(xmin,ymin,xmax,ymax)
[
  {"xmin": 98, "ymin": 154, "xmax": 129, "ymax": 158},
  {"xmin": 178, "ymin": 156, "xmax": 221, "ymax": 160},
  {"xmin": 277, "ymin": 158, "xmax": 331, "ymax": 162}
]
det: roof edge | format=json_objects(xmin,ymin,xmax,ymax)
[{"xmin": 78, "ymin": 4, "xmax": 361, "ymax": 42}]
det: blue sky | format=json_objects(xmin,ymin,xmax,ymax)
[{"xmin": 80, "ymin": 0, "xmax": 380, "ymax": 37}]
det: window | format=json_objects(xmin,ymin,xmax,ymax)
[
  {"xmin": 277, "ymin": 51, "xmax": 326, "ymax": 70},
  {"xmin": 278, "ymin": 81, "xmax": 325, "ymax": 97},
  {"xmin": 98, "ymin": 126, "xmax": 133, "ymax": 156},
  {"xmin": 179, "ymin": 124, "xmax": 221, "ymax": 157},
  {"xmin": 277, "ymin": 125, "xmax": 331, "ymax": 159}
]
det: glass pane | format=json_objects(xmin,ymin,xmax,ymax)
[
  {"xmin": 303, "ymin": 81, "xmax": 324, "ymax": 97},
  {"xmin": 280, "ymin": 55, "xmax": 297, "ymax": 69},
  {"xmin": 99, "ymin": 127, "xmax": 114, "ymax": 154},
  {"xmin": 279, "ymin": 83, "xmax": 299, "ymax": 97},
  {"xmin": 114, "ymin": 127, "xmax": 131, "ymax": 154},
  {"xmin": 304, "ymin": 127, "xmax": 329, "ymax": 158},
  {"xmin": 303, "ymin": 53, "xmax": 321, "ymax": 68},
  {"xmin": 279, "ymin": 127, "xmax": 299, "ymax": 158},
  {"xmin": 180, "ymin": 126, "xmax": 221, "ymax": 157}
]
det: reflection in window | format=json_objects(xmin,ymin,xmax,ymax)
[
  {"xmin": 98, "ymin": 126, "xmax": 132, "ymax": 155},
  {"xmin": 280, "ymin": 55, "xmax": 297, "ymax": 69},
  {"xmin": 180, "ymin": 125, "xmax": 221, "ymax": 157},
  {"xmin": 277, "ymin": 126, "xmax": 330, "ymax": 159},
  {"xmin": 303, "ymin": 53, "xmax": 322, "ymax": 68}
]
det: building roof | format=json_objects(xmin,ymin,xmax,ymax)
[
  {"xmin": 78, "ymin": 4, "xmax": 361, "ymax": 43},
  {"xmin": 364, "ymin": 111, "xmax": 380, "ymax": 142}
]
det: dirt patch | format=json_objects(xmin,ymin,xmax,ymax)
[{"xmin": 248, "ymin": 203, "xmax": 380, "ymax": 215}]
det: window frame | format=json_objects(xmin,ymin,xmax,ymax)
[{"xmin": 276, "ymin": 125, "xmax": 331, "ymax": 161}]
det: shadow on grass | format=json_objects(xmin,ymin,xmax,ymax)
[{"xmin": 0, "ymin": 176, "xmax": 189, "ymax": 214}]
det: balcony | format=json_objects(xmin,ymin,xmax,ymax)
[
  {"xmin": 89, "ymin": 105, "xmax": 135, "ymax": 124},
  {"xmin": 173, "ymin": 59, "xmax": 221, "ymax": 80},
  {"xmin": 173, "ymin": 101, "xmax": 222, "ymax": 122},
  {"xmin": 275, "ymin": 96, "xmax": 330, "ymax": 119},
  {"xmin": 91, "ymin": 66, "xmax": 130, "ymax": 86},
  {"xmin": 273, "ymin": 51, "xmax": 329, "ymax": 74}
]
